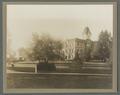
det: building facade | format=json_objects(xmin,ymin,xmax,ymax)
[{"xmin": 63, "ymin": 38, "xmax": 85, "ymax": 60}]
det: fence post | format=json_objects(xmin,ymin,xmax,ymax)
[{"xmin": 35, "ymin": 64, "xmax": 37, "ymax": 73}]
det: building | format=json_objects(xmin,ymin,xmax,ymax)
[{"xmin": 63, "ymin": 38, "xmax": 85, "ymax": 60}]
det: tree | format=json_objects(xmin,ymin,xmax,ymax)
[
  {"xmin": 91, "ymin": 41, "xmax": 99, "ymax": 60},
  {"xmin": 84, "ymin": 39, "xmax": 93, "ymax": 61},
  {"xmin": 74, "ymin": 49, "xmax": 84, "ymax": 64},
  {"xmin": 30, "ymin": 33, "xmax": 63, "ymax": 62},
  {"xmin": 18, "ymin": 47, "xmax": 31, "ymax": 61},
  {"xmin": 52, "ymin": 40, "xmax": 63, "ymax": 60},
  {"xmin": 96, "ymin": 30, "xmax": 112, "ymax": 62}
]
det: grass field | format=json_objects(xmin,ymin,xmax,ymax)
[
  {"xmin": 7, "ymin": 73, "xmax": 112, "ymax": 89},
  {"xmin": 7, "ymin": 62, "xmax": 112, "ymax": 74},
  {"xmin": 7, "ymin": 66, "xmax": 112, "ymax": 74},
  {"xmin": 6, "ymin": 62, "xmax": 112, "ymax": 89}
]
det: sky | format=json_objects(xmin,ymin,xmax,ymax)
[{"xmin": 7, "ymin": 4, "xmax": 113, "ymax": 52}]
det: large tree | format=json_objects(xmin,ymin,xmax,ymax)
[
  {"xmin": 30, "ymin": 33, "xmax": 63, "ymax": 62},
  {"xmin": 96, "ymin": 30, "xmax": 112, "ymax": 62}
]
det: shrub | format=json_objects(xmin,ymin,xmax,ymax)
[{"xmin": 37, "ymin": 63, "xmax": 56, "ymax": 72}]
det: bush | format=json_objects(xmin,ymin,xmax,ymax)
[{"xmin": 37, "ymin": 63, "xmax": 56, "ymax": 72}]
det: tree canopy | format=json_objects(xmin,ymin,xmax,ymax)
[
  {"xmin": 92, "ymin": 30, "xmax": 112, "ymax": 62},
  {"xmin": 29, "ymin": 33, "xmax": 63, "ymax": 61}
]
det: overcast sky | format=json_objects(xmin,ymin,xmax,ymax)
[{"xmin": 7, "ymin": 4, "xmax": 113, "ymax": 52}]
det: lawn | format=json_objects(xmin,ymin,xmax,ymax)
[
  {"xmin": 6, "ymin": 61, "xmax": 112, "ymax": 89},
  {"xmin": 7, "ymin": 62, "xmax": 112, "ymax": 74},
  {"xmin": 7, "ymin": 73, "xmax": 112, "ymax": 89}
]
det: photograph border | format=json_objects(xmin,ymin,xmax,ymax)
[{"xmin": 2, "ymin": 1, "xmax": 117, "ymax": 93}]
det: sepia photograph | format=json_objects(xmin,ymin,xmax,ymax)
[{"xmin": 3, "ymin": 2, "xmax": 117, "ymax": 93}]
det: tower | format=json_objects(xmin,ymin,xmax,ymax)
[{"xmin": 83, "ymin": 27, "xmax": 92, "ymax": 40}]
